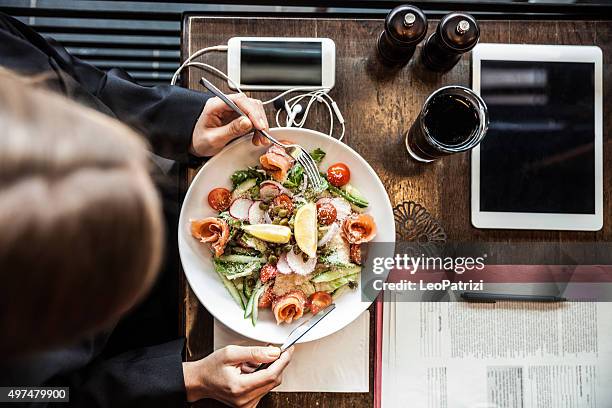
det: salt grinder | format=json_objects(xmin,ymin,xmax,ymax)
[{"xmin": 377, "ymin": 4, "xmax": 428, "ymax": 66}]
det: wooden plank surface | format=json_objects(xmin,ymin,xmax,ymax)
[{"xmin": 180, "ymin": 16, "xmax": 611, "ymax": 408}]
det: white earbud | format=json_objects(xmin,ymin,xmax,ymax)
[{"xmin": 286, "ymin": 104, "xmax": 303, "ymax": 127}]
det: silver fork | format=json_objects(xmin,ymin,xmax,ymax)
[{"xmin": 199, "ymin": 78, "xmax": 324, "ymax": 191}]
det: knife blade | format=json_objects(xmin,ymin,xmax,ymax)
[{"xmin": 254, "ymin": 303, "xmax": 336, "ymax": 372}]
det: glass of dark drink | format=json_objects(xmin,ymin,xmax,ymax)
[{"xmin": 405, "ymin": 86, "xmax": 489, "ymax": 162}]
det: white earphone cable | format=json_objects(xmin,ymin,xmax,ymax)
[
  {"xmin": 172, "ymin": 45, "xmax": 345, "ymax": 141},
  {"xmin": 170, "ymin": 45, "xmax": 229, "ymax": 86}
]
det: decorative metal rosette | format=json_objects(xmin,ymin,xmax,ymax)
[{"xmin": 393, "ymin": 201, "xmax": 447, "ymax": 257}]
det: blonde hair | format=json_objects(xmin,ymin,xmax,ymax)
[{"xmin": 0, "ymin": 69, "xmax": 164, "ymax": 356}]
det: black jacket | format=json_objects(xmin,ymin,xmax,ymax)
[
  {"xmin": 0, "ymin": 12, "xmax": 208, "ymax": 163},
  {"xmin": 0, "ymin": 12, "xmax": 211, "ymax": 407}
]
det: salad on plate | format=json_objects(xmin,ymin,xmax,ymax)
[{"xmin": 190, "ymin": 142, "xmax": 377, "ymax": 326}]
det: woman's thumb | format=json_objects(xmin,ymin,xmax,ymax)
[
  {"xmin": 207, "ymin": 116, "xmax": 252, "ymax": 145},
  {"xmin": 224, "ymin": 345, "xmax": 280, "ymax": 364},
  {"xmin": 228, "ymin": 117, "xmax": 252, "ymax": 137}
]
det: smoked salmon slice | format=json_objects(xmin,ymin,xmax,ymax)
[
  {"xmin": 191, "ymin": 217, "xmax": 230, "ymax": 257},
  {"xmin": 259, "ymin": 144, "xmax": 295, "ymax": 182},
  {"xmin": 258, "ymin": 285, "xmax": 275, "ymax": 309},
  {"xmin": 342, "ymin": 214, "xmax": 377, "ymax": 244},
  {"xmin": 272, "ymin": 290, "xmax": 306, "ymax": 324}
]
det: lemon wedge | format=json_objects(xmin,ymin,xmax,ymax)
[
  {"xmin": 241, "ymin": 224, "xmax": 291, "ymax": 244},
  {"xmin": 294, "ymin": 202, "xmax": 318, "ymax": 258}
]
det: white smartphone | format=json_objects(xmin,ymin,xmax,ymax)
[{"xmin": 227, "ymin": 37, "xmax": 335, "ymax": 91}]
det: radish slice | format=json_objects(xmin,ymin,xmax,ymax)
[
  {"xmin": 248, "ymin": 201, "xmax": 265, "ymax": 224},
  {"xmin": 229, "ymin": 198, "xmax": 252, "ymax": 221},
  {"xmin": 276, "ymin": 253, "xmax": 293, "ymax": 274},
  {"xmin": 264, "ymin": 211, "xmax": 273, "ymax": 224},
  {"xmin": 261, "ymin": 180, "xmax": 293, "ymax": 197},
  {"xmin": 286, "ymin": 249, "xmax": 317, "ymax": 276},
  {"xmin": 318, "ymin": 222, "xmax": 339, "ymax": 247},
  {"xmin": 331, "ymin": 197, "xmax": 352, "ymax": 221}
]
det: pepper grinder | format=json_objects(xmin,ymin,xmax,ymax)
[
  {"xmin": 377, "ymin": 4, "xmax": 428, "ymax": 66},
  {"xmin": 421, "ymin": 12, "xmax": 480, "ymax": 72}
]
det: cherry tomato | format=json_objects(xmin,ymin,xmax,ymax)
[
  {"xmin": 273, "ymin": 194, "xmax": 294, "ymax": 213},
  {"xmin": 316, "ymin": 202, "xmax": 337, "ymax": 225},
  {"xmin": 207, "ymin": 187, "xmax": 231, "ymax": 211},
  {"xmin": 327, "ymin": 163, "xmax": 350, "ymax": 187},
  {"xmin": 308, "ymin": 291, "xmax": 333, "ymax": 315},
  {"xmin": 260, "ymin": 264, "xmax": 278, "ymax": 283}
]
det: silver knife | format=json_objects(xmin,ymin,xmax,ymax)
[{"xmin": 254, "ymin": 303, "xmax": 336, "ymax": 372}]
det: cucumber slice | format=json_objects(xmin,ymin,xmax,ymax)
[
  {"xmin": 243, "ymin": 276, "xmax": 256, "ymax": 299},
  {"xmin": 327, "ymin": 184, "xmax": 369, "ymax": 208},
  {"xmin": 332, "ymin": 284, "xmax": 353, "ymax": 300},
  {"xmin": 218, "ymin": 254, "xmax": 266, "ymax": 263},
  {"xmin": 312, "ymin": 264, "xmax": 361, "ymax": 283},
  {"xmin": 230, "ymin": 246, "xmax": 260, "ymax": 256},
  {"xmin": 225, "ymin": 268, "xmax": 258, "ymax": 280},
  {"xmin": 251, "ymin": 282, "xmax": 269, "ymax": 326},
  {"xmin": 244, "ymin": 280, "xmax": 263, "ymax": 319},
  {"xmin": 232, "ymin": 178, "xmax": 257, "ymax": 199},
  {"xmin": 214, "ymin": 268, "xmax": 244, "ymax": 309},
  {"xmin": 342, "ymin": 184, "xmax": 367, "ymax": 202},
  {"xmin": 235, "ymin": 278, "xmax": 248, "ymax": 310},
  {"xmin": 314, "ymin": 273, "xmax": 359, "ymax": 292}
]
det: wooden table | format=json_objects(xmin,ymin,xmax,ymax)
[{"xmin": 180, "ymin": 15, "xmax": 612, "ymax": 408}]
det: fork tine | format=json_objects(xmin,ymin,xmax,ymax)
[
  {"xmin": 299, "ymin": 154, "xmax": 316, "ymax": 177},
  {"xmin": 297, "ymin": 155, "xmax": 314, "ymax": 181},
  {"xmin": 298, "ymin": 151, "xmax": 319, "ymax": 180},
  {"xmin": 304, "ymin": 162, "xmax": 319, "ymax": 188},
  {"xmin": 309, "ymin": 164, "xmax": 323, "ymax": 189},
  {"xmin": 297, "ymin": 154, "xmax": 322, "ymax": 190},
  {"xmin": 284, "ymin": 144, "xmax": 322, "ymax": 190}
]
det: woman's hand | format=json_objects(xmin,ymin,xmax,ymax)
[
  {"xmin": 182, "ymin": 345, "xmax": 294, "ymax": 408},
  {"xmin": 191, "ymin": 93, "xmax": 270, "ymax": 157}
]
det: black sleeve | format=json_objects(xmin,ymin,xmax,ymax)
[
  {"xmin": 64, "ymin": 340, "xmax": 187, "ymax": 408},
  {"xmin": 54, "ymin": 50, "xmax": 210, "ymax": 163},
  {"xmin": 0, "ymin": 339, "xmax": 187, "ymax": 408},
  {"xmin": 0, "ymin": 13, "xmax": 210, "ymax": 162}
]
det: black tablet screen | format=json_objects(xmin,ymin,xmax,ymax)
[{"xmin": 479, "ymin": 60, "xmax": 595, "ymax": 214}]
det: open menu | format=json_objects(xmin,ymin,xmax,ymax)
[{"xmin": 376, "ymin": 293, "xmax": 612, "ymax": 407}]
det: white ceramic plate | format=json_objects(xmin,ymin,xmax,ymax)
[{"xmin": 178, "ymin": 128, "xmax": 395, "ymax": 344}]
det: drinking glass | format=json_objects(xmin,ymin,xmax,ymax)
[{"xmin": 405, "ymin": 85, "xmax": 489, "ymax": 162}]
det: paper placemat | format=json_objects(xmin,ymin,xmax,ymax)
[{"xmin": 213, "ymin": 311, "xmax": 370, "ymax": 393}]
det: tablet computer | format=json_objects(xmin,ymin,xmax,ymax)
[{"xmin": 471, "ymin": 44, "xmax": 603, "ymax": 231}]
